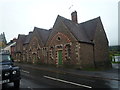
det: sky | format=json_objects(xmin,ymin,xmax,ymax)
[
  {"xmin": 0, "ymin": 0, "xmax": 119, "ymax": 46},
  {"xmin": 118, "ymin": 1, "xmax": 120, "ymax": 45}
]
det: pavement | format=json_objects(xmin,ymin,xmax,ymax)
[{"xmin": 15, "ymin": 62, "xmax": 120, "ymax": 81}]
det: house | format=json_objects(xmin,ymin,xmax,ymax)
[
  {"xmin": 15, "ymin": 34, "xmax": 26, "ymax": 62},
  {"xmin": 9, "ymin": 38, "xmax": 17, "ymax": 59},
  {"xmin": 22, "ymin": 32, "xmax": 33, "ymax": 63},
  {"xmin": 3, "ymin": 41, "xmax": 16, "ymax": 54},
  {"xmin": 3, "ymin": 38, "xmax": 17, "ymax": 53},
  {"xmin": 27, "ymin": 27, "xmax": 51, "ymax": 64},
  {"xmin": 15, "ymin": 11, "xmax": 111, "ymax": 69}
]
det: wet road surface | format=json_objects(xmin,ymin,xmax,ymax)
[{"xmin": 2, "ymin": 65, "xmax": 119, "ymax": 89}]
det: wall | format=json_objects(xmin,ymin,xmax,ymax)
[
  {"xmin": 94, "ymin": 19, "xmax": 111, "ymax": 68},
  {"xmin": 46, "ymin": 19, "xmax": 79, "ymax": 66},
  {"xmin": 79, "ymin": 43, "xmax": 94, "ymax": 68},
  {"xmin": 28, "ymin": 35, "xmax": 43, "ymax": 64}
]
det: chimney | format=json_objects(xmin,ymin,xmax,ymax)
[
  {"xmin": 12, "ymin": 38, "xmax": 17, "ymax": 42},
  {"xmin": 29, "ymin": 31, "xmax": 33, "ymax": 34},
  {"xmin": 71, "ymin": 11, "xmax": 78, "ymax": 23}
]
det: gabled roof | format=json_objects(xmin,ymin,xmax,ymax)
[
  {"xmin": 16, "ymin": 34, "xmax": 26, "ymax": 52},
  {"xmin": 80, "ymin": 17, "xmax": 100, "ymax": 41},
  {"xmin": 17, "ymin": 34, "xmax": 26, "ymax": 44},
  {"xmin": 16, "ymin": 14, "xmax": 102, "ymax": 46},
  {"xmin": 24, "ymin": 32, "xmax": 33, "ymax": 44},
  {"xmin": 51, "ymin": 15, "xmax": 100, "ymax": 44},
  {"xmin": 33, "ymin": 27, "xmax": 51, "ymax": 45},
  {"xmin": 59, "ymin": 15, "xmax": 90, "ymax": 43}
]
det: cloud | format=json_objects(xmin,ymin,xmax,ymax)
[{"xmin": 0, "ymin": 0, "xmax": 119, "ymax": 45}]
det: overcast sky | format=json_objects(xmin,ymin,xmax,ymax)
[{"xmin": 0, "ymin": 0, "xmax": 119, "ymax": 46}]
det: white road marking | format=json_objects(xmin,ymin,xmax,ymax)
[
  {"xmin": 21, "ymin": 70, "xmax": 30, "ymax": 74},
  {"xmin": 44, "ymin": 75, "xmax": 92, "ymax": 88},
  {"xmin": 28, "ymin": 86, "xmax": 33, "ymax": 90},
  {"xmin": 28, "ymin": 86, "xmax": 31, "ymax": 88}
]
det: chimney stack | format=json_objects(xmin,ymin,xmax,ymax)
[{"xmin": 71, "ymin": 11, "xmax": 78, "ymax": 23}]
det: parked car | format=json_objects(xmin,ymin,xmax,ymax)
[{"xmin": 0, "ymin": 51, "xmax": 21, "ymax": 88}]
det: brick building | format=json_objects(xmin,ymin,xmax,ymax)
[{"xmin": 15, "ymin": 11, "xmax": 111, "ymax": 69}]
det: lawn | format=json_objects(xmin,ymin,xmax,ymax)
[{"xmin": 112, "ymin": 61, "xmax": 120, "ymax": 64}]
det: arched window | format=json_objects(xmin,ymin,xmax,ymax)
[
  {"xmin": 50, "ymin": 46, "xmax": 54, "ymax": 59},
  {"xmin": 42, "ymin": 47, "xmax": 47, "ymax": 56},
  {"xmin": 37, "ymin": 48, "xmax": 40, "ymax": 60},
  {"xmin": 65, "ymin": 44, "xmax": 71, "ymax": 59}
]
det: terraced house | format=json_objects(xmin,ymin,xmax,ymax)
[{"xmin": 15, "ymin": 11, "xmax": 111, "ymax": 69}]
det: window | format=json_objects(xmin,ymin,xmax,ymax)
[
  {"xmin": 67, "ymin": 45, "xmax": 71, "ymax": 57},
  {"xmin": 43, "ymin": 48, "xmax": 47, "ymax": 56},
  {"xmin": 50, "ymin": 47, "xmax": 54, "ymax": 59},
  {"xmin": 57, "ymin": 37, "xmax": 61, "ymax": 41},
  {"xmin": 65, "ymin": 44, "xmax": 71, "ymax": 57},
  {"xmin": 0, "ymin": 54, "xmax": 11, "ymax": 62}
]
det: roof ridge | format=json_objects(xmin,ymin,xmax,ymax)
[
  {"xmin": 80, "ymin": 16, "xmax": 100, "ymax": 24},
  {"xmin": 34, "ymin": 26, "xmax": 48, "ymax": 31},
  {"xmin": 57, "ymin": 15, "xmax": 74, "ymax": 23}
]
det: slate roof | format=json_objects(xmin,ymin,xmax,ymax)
[
  {"xmin": 17, "ymin": 14, "xmax": 101, "ymax": 46},
  {"xmin": 16, "ymin": 34, "xmax": 26, "ymax": 52},
  {"xmin": 54, "ymin": 15, "xmax": 100, "ymax": 44},
  {"xmin": 80, "ymin": 17, "xmax": 100, "ymax": 41},
  {"xmin": 24, "ymin": 32, "xmax": 33, "ymax": 44},
  {"xmin": 17, "ymin": 34, "xmax": 26, "ymax": 44},
  {"xmin": 33, "ymin": 27, "xmax": 51, "ymax": 45}
]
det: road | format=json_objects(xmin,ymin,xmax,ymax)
[{"xmin": 2, "ymin": 65, "xmax": 119, "ymax": 89}]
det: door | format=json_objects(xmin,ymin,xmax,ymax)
[{"xmin": 58, "ymin": 50, "xmax": 62, "ymax": 65}]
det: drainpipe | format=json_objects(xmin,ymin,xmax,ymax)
[{"xmin": 93, "ymin": 44, "xmax": 96, "ymax": 68}]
